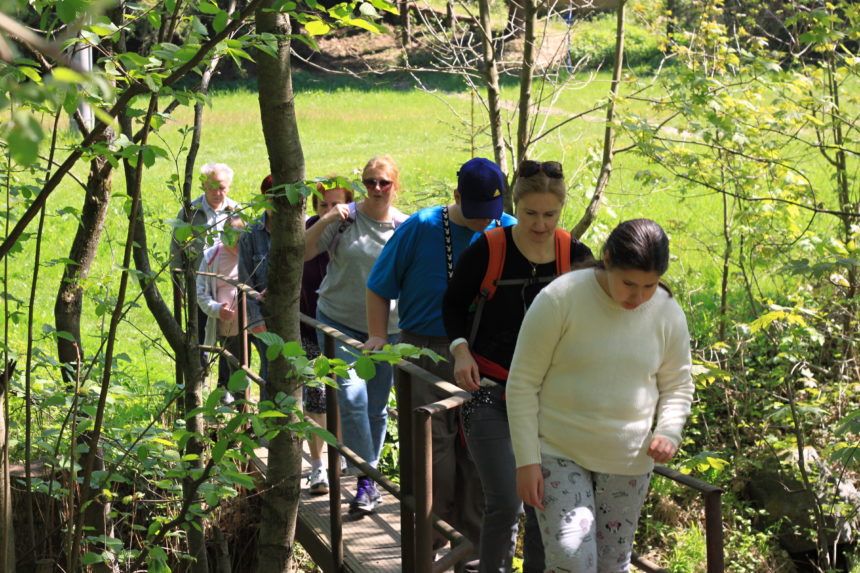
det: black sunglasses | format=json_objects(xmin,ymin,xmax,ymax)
[
  {"xmin": 363, "ymin": 178, "xmax": 393, "ymax": 189},
  {"xmin": 517, "ymin": 160, "xmax": 564, "ymax": 179}
]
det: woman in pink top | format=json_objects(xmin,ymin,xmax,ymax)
[{"xmin": 197, "ymin": 215, "xmax": 246, "ymax": 401}]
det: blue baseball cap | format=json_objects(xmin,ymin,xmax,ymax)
[{"xmin": 457, "ymin": 158, "xmax": 505, "ymax": 220}]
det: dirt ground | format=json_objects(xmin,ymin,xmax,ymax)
[{"xmin": 294, "ymin": 19, "xmax": 570, "ymax": 75}]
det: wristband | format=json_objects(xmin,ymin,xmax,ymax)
[{"xmin": 448, "ymin": 337, "xmax": 468, "ymax": 355}]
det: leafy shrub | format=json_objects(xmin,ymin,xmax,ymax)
[{"xmin": 567, "ymin": 13, "xmax": 664, "ymax": 70}]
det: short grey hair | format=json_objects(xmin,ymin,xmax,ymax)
[{"xmin": 201, "ymin": 162, "xmax": 234, "ymax": 186}]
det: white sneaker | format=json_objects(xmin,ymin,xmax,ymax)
[{"xmin": 308, "ymin": 467, "xmax": 329, "ymax": 495}]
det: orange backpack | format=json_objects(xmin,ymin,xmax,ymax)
[{"xmin": 467, "ymin": 227, "xmax": 572, "ymax": 344}]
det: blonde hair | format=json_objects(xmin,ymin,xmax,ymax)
[
  {"xmin": 362, "ymin": 155, "xmax": 401, "ymax": 192},
  {"xmin": 512, "ymin": 172, "xmax": 566, "ymax": 206}
]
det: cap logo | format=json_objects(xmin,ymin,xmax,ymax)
[{"xmin": 493, "ymin": 189, "xmax": 501, "ymax": 197}]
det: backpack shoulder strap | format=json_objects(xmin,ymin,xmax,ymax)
[
  {"xmin": 480, "ymin": 226, "xmax": 508, "ymax": 301},
  {"xmin": 327, "ymin": 202, "xmax": 357, "ymax": 255},
  {"xmin": 555, "ymin": 228, "xmax": 572, "ymax": 275},
  {"xmin": 468, "ymin": 227, "xmax": 507, "ymax": 346}
]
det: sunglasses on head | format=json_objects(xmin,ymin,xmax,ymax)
[
  {"xmin": 517, "ymin": 160, "xmax": 564, "ymax": 179},
  {"xmin": 363, "ymin": 178, "xmax": 393, "ymax": 189}
]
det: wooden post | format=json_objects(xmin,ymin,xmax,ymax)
[{"xmin": 1, "ymin": 362, "xmax": 15, "ymax": 573}]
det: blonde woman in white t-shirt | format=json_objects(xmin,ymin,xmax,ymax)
[
  {"xmin": 506, "ymin": 218, "xmax": 695, "ymax": 573},
  {"xmin": 303, "ymin": 156, "xmax": 408, "ymax": 516}
]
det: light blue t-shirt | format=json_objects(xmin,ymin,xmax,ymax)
[{"xmin": 367, "ymin": 205, "xmax": 517, "ymax": 337}]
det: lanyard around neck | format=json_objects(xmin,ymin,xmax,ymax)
[{"xmin": 441, "ymin": 205, "xmax": 454, "ymax": 281}]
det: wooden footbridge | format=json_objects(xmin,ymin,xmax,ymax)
[{"xmin": 245, "ymin": 316, "xmax": 727, "ymax": 573}]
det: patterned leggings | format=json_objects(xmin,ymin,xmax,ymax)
[{"xmin": 538, "ymin": 454, "xmax": 651, "ymax": 573}]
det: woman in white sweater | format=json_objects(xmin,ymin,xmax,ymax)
[{"xmin": 506, "ymin": 218, "xmax": 694, "ymax": 573}]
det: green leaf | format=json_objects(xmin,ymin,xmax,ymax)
[
  {"xmin": 307, "ymin": 425, "xmax": 337, "ymax": 446},
  {"xmin": 266, "ymin": 341, "xmax": 283, "ymax": 361},
  {"xmin": 314, "ymin": 355, "xmax": 331, "ymax": 377},
  {"xmin": 52, "ymin": 66, "xmax": 86, "ymax": 84},
  {"xmin": 228, "ymin": 370, "xmax": 248, "ymax": 392},
  {"xmin": 836, "ymin": 410, "xmax": 860, "ymax": 436},
  {"xmin": 56, "ymin": 0, "xmax": 88, "ymax": 23},
  {"xmin": 223, "ymin": 469, "xmax": 256, "ymax": 489},
  {"xmin": 192, "ymin": 16, "xmax": 209, "ymax": 35},
  {"xmin": 257, "ymin": 410, "xmax": 288, "ymax": 418},
  {"xmin": 204, "ymin": 387, "xmax": 223, "ymax": 410},
  {"xmin": 282, "ymin": 341, "xmax": 305, "ymax": 358},
  {"xmin": 366, "ymin": 0, "xmax": 399, "ymax": 14},
  {"xmin": 255, "ymin": 331, "xmax": 284, "ymax": 347},
  {"xmin": 211, "ymin": 439, "xmax": 229, "ymax": 462},
  {"xmin": 144, "ymin": 74, "xmax": 161, "ymax": 93},
  {"xmin": 305, "ymin": 19, "xmax": 331, "ymax": 36},
  {"xmin": 81, "ymin": 551, "xmax": 110, "ymax": 565},
  {"xmin": 213, "ymin": 11, "xmax": 228, "ymax": 33},
  {"xmin": 62, "ymin": 88, "xmax": 78, "ymax": 116},
  {"xmin": 8, "ymin": 112, "xmax": 43, "ymax": 166},
  {"xmin": 86, "ymin": 19, "xmax": 120, "ymax": 36},
  {"xmin": 343, "ymin": 17, "xmax": 383, "ymax": 34},
  {"xmin": 198, "ymin": 1, "xmax": 221, "ymax": 14},
  {"xmin": 18, "ymin": 66, "xmax": 42, "ymax": 83},
  {"xmin": 354, "ymin": 355, "xmax": 376, "ymax": 380}
]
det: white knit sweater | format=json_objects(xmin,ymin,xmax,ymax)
[{"xmin": 506, "ymin": 268, "xmax": 694, "ymax": 475}]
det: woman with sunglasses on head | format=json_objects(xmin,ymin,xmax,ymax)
[
  {"xmin": 442, "ymin": 160, "xmax": 593, "ymax": 573},
  {"xmin": 506, "ymin": 219, "xmax": 694, "ymax": 572},
  {"xmin": 304, "ymin": 156, "xmax": 408, "ymax": 515}
]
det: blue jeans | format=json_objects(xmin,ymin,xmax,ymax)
[
  {"xmin": 465, "ymin": 399, "xmax": 544, "ymax": 573},
  {"xmin": 316, "ymin": 310, "xmax": 396, "ymax": 468}
]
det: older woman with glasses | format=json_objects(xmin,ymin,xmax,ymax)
[
  {"xmin": 442, "ymin": 160, "xmax": 593, "ymax": 573},
  {"xmin": 304, "ymin": 155, "xmax": 407, "ymax": 516}
]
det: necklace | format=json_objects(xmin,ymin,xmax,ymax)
[{"xmin": 512, "ymin": 225, "xmax": 556, "ymax": 264}]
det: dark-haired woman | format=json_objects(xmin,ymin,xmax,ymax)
[
  {"xmin": 442, "ymin": 160, "xmax": 593, "ymax": 573},
  {"xmin": 507, "ymin": 218, "xmax": 695, "ymax": 572}
]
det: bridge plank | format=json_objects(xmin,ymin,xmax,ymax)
[{"xmin": 254, "ymin": 445, "xmax": 405, "ymax": 573}]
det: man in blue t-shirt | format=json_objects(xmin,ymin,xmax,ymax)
[{"xmin": 365, "ymin": 158, "xmax": 516, "ymax": 572}]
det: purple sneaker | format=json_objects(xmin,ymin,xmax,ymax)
[{"xmin": 349, "ymin": 476, "xmax": 381, "ymax": 515}]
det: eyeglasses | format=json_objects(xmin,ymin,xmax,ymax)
[
  {"xmin": 517, "ymin": 160, "xmax": 564, "ymax": 179},
  {"xmin": 363, "ymin": 178, "xmax": 393, "ymax": 190}
]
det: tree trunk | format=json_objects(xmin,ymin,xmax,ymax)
[
  {"xmin": 571, "ymin": 0, "xmax": 626, "ymax": 238},
  {"xmin": 54, "ymin": 131, "xmax": 114, "ymax": 381},
  {"xmin": 515, "ymin": 0, "xmax": 537, "ymax": 165},
  {"xmin": 478, "ymin": 0, "xmax": 511, "ymax": 212},
  {"xmin": 254, "ymin": 3, "xmax": 307, "ymax": 572},
  {"xmin": 53, "ymin": 135, "xmax": 117, "ymax": 573}
]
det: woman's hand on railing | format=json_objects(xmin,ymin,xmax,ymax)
[{"xmin": 363, "ymin": 335, "xmax": 388, "ymax": 351}]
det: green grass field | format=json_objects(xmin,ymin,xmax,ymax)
[{"xmin": 3, "ymin": 59, "xmax": 838, "ymax": 396}]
